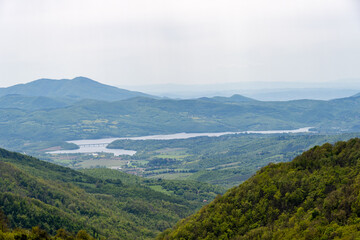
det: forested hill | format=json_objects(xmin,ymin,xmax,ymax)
[
  {"xmin": 2, "ymin": 94, "xmax": 360, "ymax": 148},
  {"xmin": 0, "ymin": 148, "xmax": 223, "ymax": 239},
  {"xmin": 159, "ymin": 138, "xmax": 360, "ymax": 239}
]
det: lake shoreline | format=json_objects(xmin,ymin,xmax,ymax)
[{"xmin": 47, "ymin": 127, "xmax": 313, "ymax": 156}]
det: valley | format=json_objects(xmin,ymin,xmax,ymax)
[
  {"xmin": 1, "ymin": 78, "xmax": 360, "ymax": 189},
  {"xmin": 2, "ymin": 1, "xmax": 360, "ymax": 238},
  {"xmin": 1, "ymin": 77, "xmax": 360, "ymax": 239}
]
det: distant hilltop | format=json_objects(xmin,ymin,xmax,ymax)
[{"xmin": 0, "ymin": 76, "xmax": 154, "ymax": 101}]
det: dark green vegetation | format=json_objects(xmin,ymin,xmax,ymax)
[
  {"xmin": 159, "ymin": 138, "xmax": 360, "ymax": 239},
  {"xmin": 107, "ymin": 133, "xmax": 360, "ymax": 188},
  {"xmin": 0, "ymin": 212, "xmax": 94, "ymax": 240},
  {"xmin": 0, "ymin": 148, "xmax": 223, "ymax": 239}
]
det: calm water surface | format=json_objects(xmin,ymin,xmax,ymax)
[{"xmin": 48, "ymin": 127, "xmax": 312, "ymax": 156}]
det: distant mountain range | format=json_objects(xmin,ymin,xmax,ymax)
[
  {"xmin": 0, "ymin": 77, "xmax": 154, "ymax": 102},
  {"xmin": 1, "ymin": 76, "xmax": 359, "ymax": 105},
  {"xmin": 128, "ymin": 87, "xmax": 359, "ymax": 101},
  {"xmin": 200, "ymin": 94, "xmax": 256, "ymax": 103},
  {"xmin": 3, "ymin": 77, "xmax": 358, "ymax": 103},
  {"xmin": 0, "ymin": 77, "xmax": 256, "ymax": 110},
  {"xmin": 121, "ymin": 80, "xmax": 360, "ymax": 100}
]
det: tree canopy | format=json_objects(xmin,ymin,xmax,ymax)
[{"xmin": 159, "ymin": 138, "xmax": 360, "ymax": 239}]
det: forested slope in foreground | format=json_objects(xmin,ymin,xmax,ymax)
[
  {"xmin": 0, "ymin": 148, "xmax": 222, "ymax": 239},
  {"xmin": 0, "ymin": 213, "xmax": 94, "ymax": 240},
  {"xmin": 159, "ymin": 138, "xmax": 360, "ymax": 240}
]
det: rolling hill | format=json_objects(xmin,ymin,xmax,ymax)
[
  {"xmin": 159, "ymin": 138, "xmax": 360, "ymax": 239},
  {"xmin": 0, "ymin": 94, "xmax": 72, "ymax": 110},
  {"xmin": 0, "ymin": 77, "xmax": 154, "ymax": 101},
  {"xmin": 200, "ymin": 94, "xmax": 256, "ymax": 103},
  {"xmin": 352, "ymin": 92, "xmax": 360, "ymax": 98},
  {"xmin": 1, "ymin": 95, "xmax": 360, "ymax": 144}
]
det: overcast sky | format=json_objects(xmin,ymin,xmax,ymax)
[{"xmin": 0, "ymin": 0, "xmax": 359, "ymax": 87}]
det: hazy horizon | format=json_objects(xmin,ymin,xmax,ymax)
[{"xmin": 1, "ymin": 76, "xmax": 359, "ymax": 101}]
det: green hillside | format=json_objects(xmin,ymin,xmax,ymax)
[
  {"xmin": 0, "ymin": 148, "xmax": 222, "ymax": 239},
  {"xmin": 159, "ymin": 138, "xmax": 360, "ymax": 239},
  {"xmin": 0, "ymin": 94, "xmax": 71, "ymax": 110},
  {"xmin": 0, "ymin": 209, "xmax": 94, "ymax": 240},
  {"xmin": 81, "ymin": 168, "xmax": 225, "ymax": 203},
  {"xmin": 2, "ymin": 95, "xmax": 360, "ymax": 145}
]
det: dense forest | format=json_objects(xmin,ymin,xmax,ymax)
[
  {"xmin": 0, "ymin": 210, "xmax": 94, "ymax": 240},
  {"xmin": 0, "ymin": 148, "xmax": 223, "ymax": 239},
  {"xmin": 159, "ymin": 138, "xmax": 360, "ymax": 239}
]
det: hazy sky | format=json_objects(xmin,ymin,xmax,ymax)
[{"xmin": 0, "ymin": 0, "xmax": 359, "ymax": 87}]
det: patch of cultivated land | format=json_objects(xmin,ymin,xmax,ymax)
[{"xmin": 77, "ymin": 159, "xmax": 128, "ymax": 168}]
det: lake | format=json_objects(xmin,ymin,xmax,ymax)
[{"xmin": 47, "ymin": 127, "xmax": 313, "ymax": 156}]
